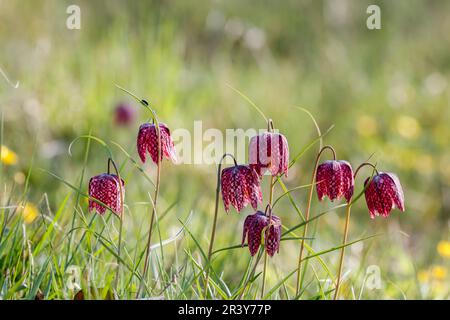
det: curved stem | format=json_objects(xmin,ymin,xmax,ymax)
[
  {"xmin": 107, "ymin": 158, "xmax": 124, "ymax": 296},
  {"xmin": 333, "ymin": 203, "xmax": 351, "ymax": 300},
  {"xmin": 333, "ymin": 161, "xmax": 377, "ymax": 300},
  {"xmin": 115, "ymin": 84, "xmax": 156, "ymax": 117},
  {"xmin": 203, "ymin": 153, "xmax": 238, "ymax": 299},
  {"xmin": 354, "ymin": 162, "xmax": 379, "ymax": 177},
  {"xmin": 295, "ymin": 145, "xmax": 336, "ymax": 297},
  {"xmin": 137, "ymin": 116, "xmax": 162, "ymax": 299},
  {"xmin": 261, "ymin": 177, "xmax": 275, "ymax": 299}
]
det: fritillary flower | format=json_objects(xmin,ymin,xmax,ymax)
[
  {"xmin": 364, "ymin": 172, "xmax": 405, "ymax": 219},
  {"xmin": 249, "ymin": 131, "xmax": 289, "ymax": 177},
  {"xmin": 114, "ymin": 102, "xmax": 135, "ymax": 126},
  {"xmin": 137, "ymin": 122, "xmax": 177, "ymax": 164},
  {"xmin": 88, "ymin": 173, "xmax": 124, "ymax": 215},
  {"xmin": 264, "ymin": 215, "xmax": 282, "ymax": 256},
  {"xmin": 316, "ymin": 160, "xmax": 354, "ymax": 203},
  {"xmin": 242, "ymin": 211, "xmax": 282, "ymax": 256},
  {"xmin": 221, "ymin": 164, "xmax": 262, "ymax": 213}
]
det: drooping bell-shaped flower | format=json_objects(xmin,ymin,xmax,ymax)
[
  {"xmin": 264, "ymin": 215, "xmax": 282, "ymax": 256},
  {"xmin": 114, "ymin": 102, "xmax": 135, "ymax": 126},
  {"xmin": 221, "ymin": 165, "xmax": 262, "ymax": 213},
  {"xmin": 88, "ymin": 174, "xmax": 125, "ymax": 215},
  {"xmin": 364, "ymin": 172, "xmax": 405, "ymax": 219},
  {"xmin": 249, "ymin": 131, "xmax": 289, "ymax": 177},
  {"xmin": 316, "ymin": 160, "xmax": 354, "ymax": 203},
  {"xmin": 137, "ymin": 122, "xmax": 177, "ymax": 164},
  {"xmin": 242, "ymin": 211, "xmax": 282, "ymax": 256}
]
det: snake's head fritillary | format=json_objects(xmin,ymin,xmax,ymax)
[
  {"xmin": 316, "ymin": 160, "xmax": 354, "ymax": 203},
  {"xmin": 242, "ymin": 211, "xmax": 268, "ymax": 256},
  {"xmin": 242, "ymin": 211, "xmax": 282, "ymax": 257},
  {"xmin": 249, "ymin": 132, "xmax": 289, "ymax": 177},
  {"xmin": 88, "ymin": 174, "xmax": 125, "ymax": 216},
  {"xmin": 221, "ymin": 165, "xmax": 262, "ymax": 213},
  {"xmin": 364, "ymin": 172, "xmax": 405, "ymax": 219},
  {"xmin": 137, "ymin": 123, "xmax": 177, "ymax": 165},
  {"xmin": 265, "ymin": 215, "xmax": 282, "ymax": 257}
]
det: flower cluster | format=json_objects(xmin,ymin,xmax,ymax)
[
  {"xmin": 88, "ymin": 102, "xmax": 177, "ymax": 216},
  {"xmin": 81, "ymin": 88, "xmax": 407, "ymax": 300},
  {"xmin": 315, "ymin": 155, "xmax": 404, "ymax": 218},
  {"xmin": 218, "ymin": 124, "xmax": 289, "ymax": 257}
]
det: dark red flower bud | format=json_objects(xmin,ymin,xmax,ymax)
[
  {"xmin": 221, "ymin": 165, "xmax": 262, "ymax": 213},
  {"xmin": 316, "ymin": 160, "xmax": 354, "ymax": 203},
  {"xmin": 242, "ymin": 211, "xmax": 282, "ymax": 256},
  {"xmin": 364, "ymin": 172, "xmax": 405, "ymax": 219},
  {"xmin": 114, "ymin": 102, "xmax": 135, "ymax": 126},
  {"xmin": 137, "ymin": 123, "xmax": 177, "ymax": 164},
  {"xmin": 249, "ymin": 132, "xmax": 289, "ymax": 177},
  {"xmin": 88, "ymin": 174, "xmax": 124, "ymax": 215}
]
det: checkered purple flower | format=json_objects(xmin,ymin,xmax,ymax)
[
  {"xmin": 137, "ymin": 123, "xmax": 177, "ymax": 164},
  {"xmin": 249, "ymin": 132, "xmax": 289, "ymax": 177},
  {"xmin": 221, "ymin": 165, "xmax": 262, "ymax": 213},
  {"xmin": 316, "ymin": 160, "xmax": 354, "ymax": 203},
  {"xmin": 88, "ymin": 174, "xmax": 124, "ymax": 215},
  {"xmin": 364, "ymin": 172, "xmax": 405, "ymax": 219},
  {"xmin": 242, "ymin": 211, "xmax": 282, "ymax": 257}
]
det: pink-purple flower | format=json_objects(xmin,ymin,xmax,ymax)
[
  {"xmin": 88, "ymin": 174, "xmax": 125, "ymax": 215},
  {"xmin": 221, "ymin": 165, "xmax": 262, "ymax": 213},
  {"xmin": 249, "ymin": 132, "xmax": 289, "ymax": 177},
  {"xmin": 316, "ymin": 160, "xmax": 354, "ymax": 203},
  {"xmin": 242, "ymin": 211, "xmax": 282, "ymax": 256},
  {"xmin": 137, "ymin": 123, "xmax": 177, "ymax": 164},
  {"xmin": 364, "ymin": 172, "xmax": 405, "ymax": 219},
  {"xmin": 114, "ymin": 102, "xmax": 135, "ymax": 126}
]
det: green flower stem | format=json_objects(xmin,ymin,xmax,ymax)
[{"xmin": 295, "ymin": 145, "xmax": 336, "ymax": 297}]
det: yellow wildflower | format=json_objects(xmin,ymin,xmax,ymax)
[
  {"xmin": 431, "ymin": 266, "xmax": 447, "ymax": 281},
  {"xmin": 1, "ymin": 145, "xmax": 18, "ymax": 165},
  {"xmin": 437, "ymin": 240, "xmax": 450, "ymax": 259},
  {"xmin": 22, "ymin": 203, "xmax": 39, "ymax": 224}
]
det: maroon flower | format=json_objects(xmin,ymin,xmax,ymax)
[
  {"xmin": 316, "ymin": 160, "xmax": 354, "ymax": 203},
  {"xmin": 242, "ymin": 211, "xmax": 282, "ymax": 256},
  {"xmin": 88, "ymin": 174, "xmax": 125, "ymax": 215},
  {"xmin": 265, "ymin": 215, "xmax": 282, "ymax": 257},
  {"xmin": 221, "ymin": 165, "xmax": 262, "ymax": 213},
  {"xmin": 114, "ymin": 102, "xmax": 135, "ymax": 126},
  {"xmin": 364, "ymin": 172, "xmax": 405, "ymax": 219},
  {"xmin": 249, "ymin": 132, "xmax": 289, "ymax": 177},
  {"xmin": 137, "ymin": 123, "xmax": 177, "ymax": 164}
]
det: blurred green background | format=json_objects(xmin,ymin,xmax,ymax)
[{"xmin": 0, "ymin": 0, "xmax": 449, "ymax": 299}]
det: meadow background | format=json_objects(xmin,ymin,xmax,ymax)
[{"xmin": 0, "ymin": 0, "xmax": 449, "ymax": 299}]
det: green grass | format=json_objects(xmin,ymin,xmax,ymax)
[{"xmin": 0, "ymin": 0, "xmax": 449, "ymax": 300}]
